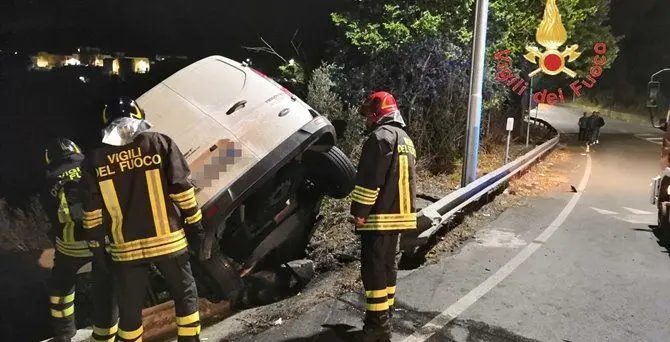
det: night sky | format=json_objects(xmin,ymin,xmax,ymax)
[
  {"xmin": 0, "ymin": 1, "xmax": 347, "ymax": 62},
  {"xmin": 0, "ymin": 0, "xmax": 668, "ymax": 204}
]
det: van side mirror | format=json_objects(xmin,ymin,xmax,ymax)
[
  {"xmin": 648, "ymin": 81, "xmax": 661, "ymax": 108},
  {"xmin": 332, "ymin": 119, "xmax": 348, "ymax": 140}
]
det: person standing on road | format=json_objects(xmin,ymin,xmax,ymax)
[
  {"xmin": 41, "ymin": 138, "xmax": 118, "ymax": 342},
  {"xmin": 661, "ymin": 108, "xmax": 670, "ymax": 170},
  {"xmin": 349, "ymin": 91, "xmax": 417, "ymax": 342},
  {"xmin": 585, "ymin": 111, "xmax": 598, "ymax": 147},
  {"xmin": 81, "ymin": 97, "xmax": 209, "ymax": 342},
  {"xmin": 593, "ymin": 111, "xmax": 605, "ymax": 144},
  {"xmin": 578, "ymin": 112, "xmax": 589, "ymax": 144}
]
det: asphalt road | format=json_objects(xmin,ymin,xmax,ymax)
[{"xmin": 194, "ymin": 105, "xmax": 670, "ymax": 342}]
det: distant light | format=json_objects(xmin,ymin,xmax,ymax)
[
  {"xmin": 78, "ymin": 76, "xmax": 89, "ymax": 83},
  {"xmin": 36, "ymin": 57, "xmax": 49, "ymax": 68},
  {"xmin": 134, "ymin": 59, "xmax": 150, "ymax": 74},
  {"xmin": 93, "ymin": 57, "xmax": 104, "ymax": 67},
  {"xmin": 112, "ymin": 59, "xmax": 120, "ymax": 74},
  {"xmin": 64, "ymin": 57, "xmax": 80, "ymax": 66},
  {"xmin": 14, "ymin": 51, "xmax": 18, "ymax": 55},
  {"xmin": 77, "ymin": 48, "xmax": 81, "ymax": 53}
]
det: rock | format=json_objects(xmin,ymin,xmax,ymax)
[
  {"xmin": 334, "ymin": 253, "xmax": 358, "ymax": 263},
  {"xmin": 285, "ymin": 259, "xmax": 316, "ymax": 284}
]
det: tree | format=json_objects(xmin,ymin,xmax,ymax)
[
  {"xmin": 323, "ymin": 0, "xmax": 618, "ymax": 169},
  {"xmin": 331, "ymin": 0, "xmax": 619, "ymax": 78},
  {"xmin": 331, "ymin": 3, "xmax": 443, "ymax": 56}
]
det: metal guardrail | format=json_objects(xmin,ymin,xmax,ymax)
[{"xmin": 401, "ymin": 117, "xmax": 559, "ymax": 253}]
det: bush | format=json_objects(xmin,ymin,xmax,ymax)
[
  {"xmin": 319, "ymin": 36, "xmax": 513, "ymax": 173},
  {"xmin": 307, "ymin": 63, "xmax": 366, "ymax": 157}
]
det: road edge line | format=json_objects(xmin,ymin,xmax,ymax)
[{"xmin": 402, "ymin": 153, "xmax": 593, "ymax": 342}]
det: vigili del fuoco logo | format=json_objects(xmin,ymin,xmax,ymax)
[{"xmin": 493, "ymin": 0, "xmax": 609, "ymax": 105}]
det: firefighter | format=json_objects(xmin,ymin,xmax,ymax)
[
  {"xmin": 349, "ymin": 91, "xmax": 417, "ymax": 342},
  {"xmin": 42, "ymin": 138, "xmax": 118, "ymax": 342},
  {"xmin": 80, "ymin": 97, "xmax": 209, "ymax": 342}
]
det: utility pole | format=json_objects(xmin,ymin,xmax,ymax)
[
  {"xmin": 461, "ymin": 0, "xmax": 490, "ymax": 187},
  {"xmin": 525, "ymin": 76, "xmax": 533, "ymax": 147}
]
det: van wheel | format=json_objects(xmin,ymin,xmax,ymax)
[{"xmin": 303, "ymin": 146, "xmax": 356, "ymax": 199}]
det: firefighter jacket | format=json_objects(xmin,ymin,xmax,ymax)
[
  {"xmin": 350, "ymin": 123, "xmax": 417, "ymax": 233},
  {"xmin": 81, "ymin": 131, "xmax": 202, "ymax": 263},
  {"xmin": 41, "ymin": 160, "xmax": 93, "ymax": 258}
]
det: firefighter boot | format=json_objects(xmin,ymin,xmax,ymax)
[
  {"xmin": 49, "ymin": 295, "xmax": 77, "ymax": 342},
  {"xmin": 352, "ymin": 312, "xmax": 392, "ymax": 342}
]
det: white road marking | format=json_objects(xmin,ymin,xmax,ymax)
[
  {"xmin": 635, "ymin": 134, "xmax": 663, "ymax": 145},
  {"xmin": 402, "ymin": 154, "xmax": 593, "ymax": 342},
  {"xmin": 591, "ymin": 207, "xmax": 618, "ymax": 215},
  {"xmin": 619, "ymin": 215, "xmax": 655, "ymax": 225},
  {"xmin": 622, "ymin": 207, "xmax": 653, "ymax": 215},
  {"xmin": 475, "ymin": 230, "xmax": 526, "ymax": 248}
]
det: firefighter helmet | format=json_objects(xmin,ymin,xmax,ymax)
[
  {"xmin": 44, "ymin": 138, "xmax": 83, "ymax": 166},
  {"xmin": 102, "ymin": 96, "xmax": 146, "ymax": 127},
  {"xmin": 359, "ymin": 91, "xmax": 401, "ymax": 127}
]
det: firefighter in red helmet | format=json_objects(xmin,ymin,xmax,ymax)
[{"xmin": 350, "ymin": 91, "xmax": 417, "ymax": 341}]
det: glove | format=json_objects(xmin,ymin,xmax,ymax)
[
  {"xmin": 88, "ymin": 240, "xmax": 110, "ymax": 274},
  {"xmin": 347, "ymin": 215, "xmax": 366, "ymax": 227},
  {"xmin": 185, "ymin": 221, "xmax": 210, "ymax": 262}
]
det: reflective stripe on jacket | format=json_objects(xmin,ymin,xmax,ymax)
[
  {"xmin": 42, "ymin": 163, "xmax": 93, "ymax": 258},
  {"xmin": 350, "ymin": 124, "xmax": 417, "ymax": 233},
  {"xmin": 81, "ymin": 132, "xmax": 202, "ymax": 263}
]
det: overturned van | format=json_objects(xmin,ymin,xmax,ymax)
[{"xmin": 136, "ymin": 56, "xmax": 356, "ymax": 304}]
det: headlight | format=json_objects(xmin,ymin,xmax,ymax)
[{"xmin": 666, "ymin": 185, "xmax": 670, "ymax": 195}]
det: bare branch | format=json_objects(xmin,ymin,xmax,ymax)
[
  {"xmin": 241, "ymin": 36, "xmax": 288, "ymax": 63},
  {"xmin": 290, "ymin": 29, "xmax": 302, "ymax": 57}
]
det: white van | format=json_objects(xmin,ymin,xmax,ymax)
[{"xmin": 137, "ymin": 55, "xmax": 356, "ymax": 303}]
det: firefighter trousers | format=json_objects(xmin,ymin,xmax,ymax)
[
  {"xmin": 360, "ymin": 233, "xmax": 399, "ymax": 329},
  {"xmin": 115, "ymin": 253, "xmax": 201, "ymax": 342},
  {"xmin": 49, "ymin": 251, "xmax": 119, "ymax": 341}
]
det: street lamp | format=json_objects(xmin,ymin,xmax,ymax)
[
  {"xmin": 461, "ymin": 0, "xmax": 490, "ymax": 187},
  {"xmin": 525, "ymin": 76, "xmax": 534, "ymax": 146}
]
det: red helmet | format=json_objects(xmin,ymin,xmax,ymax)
[{"xmin": 360, "ymin": 91, "xmax": 400, "ymax": 127}]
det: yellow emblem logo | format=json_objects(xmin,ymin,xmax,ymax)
[{"xmin": 524, "ymin": 0, "xmax": 581, "ymax": 78}]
